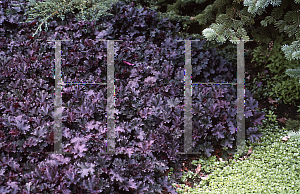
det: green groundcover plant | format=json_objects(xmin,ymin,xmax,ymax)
[{"xmin": 171, "ymin": 107, "xmax": 300, "ymax": 193}]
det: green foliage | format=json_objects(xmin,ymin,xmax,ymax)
[
  {"xmin": 285, "ymin": 118, "xmax": 300, "ymax": 132},
  {"xmin": 249, "ymin": 34, "xmax": 300, "ymax": 106},
  {"xmin": 202, "ymin": 2, "xmax": 256, "ymax": 44},
  {"xmin": 191, "ymin": 155, "xmax": 229, "ymax": 174},
  {"xmin": 287, "ymin": 129, "xmax": 300, "ymax": 139},
  {"xmin": 202, "ymin": 0, "xmax": 300, "ymax": 44},
  {"xmin": 173, "ymin": 107, "xmax": 300, "ymax": 193},
  {"xmin": 180, "ymin": 171, "xmax": 199, "ymax": 184},
  {"xmin": 282, "ymin": 40, "xmax": 300, "ymax": 83},
  {"xmin": 200, "ymin": 0, "xmax": 300, "ymax": 84},
  {"xmin": 18, "ymin": 0, "xmax": 119, "ymax": 37},
  {"xmin": 247, "ymin": 71, "xmax": 279, "ymax": 102},
  {"xmin": 285, "ymin": 68, "xmax": 300, "ymax": 82},
  {"xmin": 243, "ymin": 0, "xmax": 282, "ymax": 16}
]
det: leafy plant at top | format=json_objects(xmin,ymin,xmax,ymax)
[{"xmin": 19, "ymin": 0, "xmax": 120, "ymax": 37}]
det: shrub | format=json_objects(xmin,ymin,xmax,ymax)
[
  {"xmin": 0, "ymin": 1, "xmax": 265, "ymax": 193},
  {"xmin": 249, "ymin": 34, "xmax": 300, "ymax": 106}
]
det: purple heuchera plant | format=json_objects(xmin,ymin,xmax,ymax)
[{"xmin": 0, "ymin": 0, "xmax": 265, "ymax": 193}]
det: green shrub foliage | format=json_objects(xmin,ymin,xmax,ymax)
[
  {"xmin": 0, "ymin": 1, "xmax": 265, "ymax": 193},
  {"xmin": 250, "ymin": 34, "xmax": 300, "ymax": 106},
  {"xmin": 285, "ymin": 118, "xmax": 300, "ymax": 132}
]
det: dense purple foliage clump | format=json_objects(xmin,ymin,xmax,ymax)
[{"xmin": 0, "ymin": 1, "xmax": 265, "ymax": 193}]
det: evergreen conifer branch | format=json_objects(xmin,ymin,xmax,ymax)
[
  {"xmin": 19, "ymin": 0, "xmax": 119, "ymax": 37},
  {"xmin": 199, "ymin": 0, "xmax": 300, "ymax": 82},
  {"xmin": 285, "ymin": 69, "xmax": 300, "ymax": 79}
]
